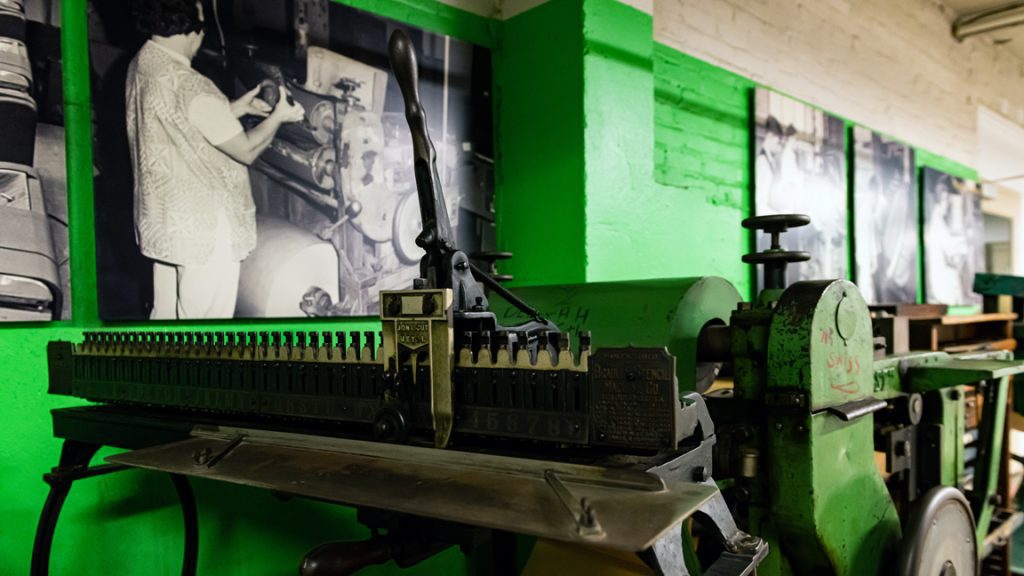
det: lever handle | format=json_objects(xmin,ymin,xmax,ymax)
[
  {"xmin": 387, "ymin": 29, "xmax": 453, "ymax": 266},
  {"xmin": 300, "ymin": 538, "xmax": 396, "ymax": 576}
]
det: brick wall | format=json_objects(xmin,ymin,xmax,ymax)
[{"xmin": 654, "ymin": 0, "xmax": 1024, "ymax": 169}]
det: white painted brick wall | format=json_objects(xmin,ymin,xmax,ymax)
[{"xmin": 654, "ymin": 0, "xmax": 1024, "ymax": 168}]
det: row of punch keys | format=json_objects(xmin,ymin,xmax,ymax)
[
  {"xmin": 455, "ymin": 330, "xmax": 591, "ymax": 370},
  {"xmin": 77, "ymin": 330, "xmax": 384, "ymax": 362}
]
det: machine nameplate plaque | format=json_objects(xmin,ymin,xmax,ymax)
[{"xmin": 590, "ymin": 348, "xmax": 678, "ymax": 451}]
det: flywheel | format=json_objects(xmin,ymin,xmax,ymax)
[{"xmin": 897, "ymin": 486, "xmax": 977, "ymax": 576}]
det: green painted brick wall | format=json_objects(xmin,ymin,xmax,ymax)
[
  {"xmin": 650, "ymin": 38, "xmax": 977, "ymax": 302},
  {"xmin": 579, "ymin": 0, "xmax": 753, "ymax": 296},
  {"xmin": 653, "ymin": 44, "xmax": 756, "ymax": 294}
]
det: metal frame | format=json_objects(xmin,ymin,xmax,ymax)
[{"xmin": 30, "ymin": 438, "xmax": 198, "ymax": 576}]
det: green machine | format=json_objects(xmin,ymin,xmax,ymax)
[{"xmin": 495, "ymin": 215, "xmax": 1024, "ymax": 575}]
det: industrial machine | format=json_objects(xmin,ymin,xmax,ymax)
[
  {"xmin": 695, "ymin": 215, "xmax": 1020, "ymax": 576},
  {"xmin": 494, "ymin": 216, "xmax": 1024, "ymax": 576},
  {"xmin": 38, "ymin": 30, "xmax": 765, "ymax": 576}
]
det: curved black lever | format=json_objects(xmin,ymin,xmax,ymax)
[
  {"xmin": 387, "ymin": 29, "xmax": 552, "ymax": 329},
  {"xmin": 388, "ymin": 28, "xmax": 454, "ymax": 287}
]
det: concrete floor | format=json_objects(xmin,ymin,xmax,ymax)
[{"xmin": 34, "ymin": 122, "xmax": 70, "ymax": 320}]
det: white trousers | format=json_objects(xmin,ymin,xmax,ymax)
[
  {"xmin": 150, "ymin": 258, "xmax": 240, "ymax": 319},
  {"xmin": 149, "ymin": 213, "xmax": 240, "ymax": 320}
]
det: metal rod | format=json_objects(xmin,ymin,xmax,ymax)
[
  {"xmin": 953, "ymin": 2, "xmax": 1024, "ymax": 40},
  {"xmin": 468, "ymin": 262, "xmax": 548, "ymax": 325}
]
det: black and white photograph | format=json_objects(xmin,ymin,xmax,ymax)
[
  {"xmin": 754, "ymin": 88, "xmax": 847, "ymax": 285},
  {"xmin": 90, "ymin": 0, "xmax": 494, "ymax": 320},
  {"xmin": 923, "ymin": 167, "xmax": 984, "ymax": 306},
  {"xmin": 852, "ymin": 127, "xmax": 917, "ymax": 304},
  {"xmin": 0, "ymin": 0, "xmax": 69, "ymax": 321}
]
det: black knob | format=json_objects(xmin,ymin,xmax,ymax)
[
  {"xmin": 372, "ymin": 407, "xmax": 408, "ymax": 443},
  {"xmin": 471, "ymin": 251, "xmax": 515, "ymax": 283},
  {"xmin": 741, "ymin": 214, "xmax": 811, "ymax": 290}
]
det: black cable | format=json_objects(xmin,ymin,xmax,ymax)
[{"xmin": 47, "ymin": 213, "xmax": 69, "ymax": 227}]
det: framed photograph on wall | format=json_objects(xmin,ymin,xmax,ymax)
[
  {"xmin": 753, "ymin": 88, "xmax": 847, "ymax": 285},
  {"xmin": 923, "ymin": 167, "xmax": 983, "ymax": 306},
  {"xmin": 90, "ymin": 0, "xmax": 494, "ymax": 320},
  {"xmin": 0, "ymin": 0, "xmax": 69, "ymax": 321},
  {"xmin": 852, "ymin": 127, "xmax": 917, "ymax": 304}
]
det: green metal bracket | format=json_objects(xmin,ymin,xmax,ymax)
[{"xmin": 906, "ymin": 358, "xmax": 1024, "ymax": 393}]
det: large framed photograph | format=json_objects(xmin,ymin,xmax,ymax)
[
  {"xmin": 90, "ymin": 0, "xmax": 494, "ymax": 320},
  {"xmin": 0, "ymin": 0, "xmax": 69, "ymax": 321},
  {"xmin": 923, "ymin": 167, "xmax": 983, "ymax": 306},
  {"xmin": 852, "ymin": 127, "xmax": 917, "ymax": 304},
  {"xmin": 754, "ymin": 88, "xmax": 847, "ymax": 285}
]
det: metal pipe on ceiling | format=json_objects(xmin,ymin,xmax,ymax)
[{"xmin": 953, "ymin": 2, "xmax": 1024, "ymax": 40}]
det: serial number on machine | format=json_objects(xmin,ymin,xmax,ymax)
[{"xmin": 458, "ymin": 408, "xmax": 586, "ymax": 442}]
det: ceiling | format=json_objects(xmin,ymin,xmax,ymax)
[{"xmin": 943, "ymin": 0, "xmax": 1024, "ymax": 60}]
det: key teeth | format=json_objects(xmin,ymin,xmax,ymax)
[
  {"xmin": 536, "ymin": 347, "xmax": 555, "ymax": 368},
  {"xmin": 495, "ymin": 346, "xmax": 511, "ymax": 365},
  {"xmin": 363, "ymin": 330, "xmax": 376, "ymax": 361},
  {"xmin": 560, "ymin": 332, "xmax": 572, "ymax": 352},
  {"xmin": 515, "ymin": 347, "xmax": 532, "ymax": 367},
  {"xmin": 336, "ymin": 331, "xmax": 347, "ymax": 359},
  {"xmin": 349, "ymin": 331, "xmax": 361, "ymax": 360}
]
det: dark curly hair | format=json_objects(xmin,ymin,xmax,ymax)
[{"xmin": 132, "ymin": 0, "xmax": 204, "ymax": 37}]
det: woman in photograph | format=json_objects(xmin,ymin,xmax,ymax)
[
  {"xmin": 126, "ymin": 0, "xmax": 305, "ymax": 319},
  {"xmin": 926, "ymin": 175, "xmax": 969, "ymax": 305}
]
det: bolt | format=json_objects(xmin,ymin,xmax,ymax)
[
  {"xmin": 579, "ymin": 498, "xmax": 598, "ymax": 529},
  {"xmin": 192, "ymin": 447, "xmax": 211, "ymax": 465},
  {"xmin": 949, "ymin": 389, "xmax": 961, "ymax": 400},
  {"xmin": 422, "ymin": 295, "xmax": 436, "ymax": 315},
  {"xmin": 387, "ymin": 297, "xmax": 402, "ymax": 316},
  {"xmin": 692, "ymin": 466, "xmax": 709, "ymax": 482}
]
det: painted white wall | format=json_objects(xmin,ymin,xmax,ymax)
[
  {"xmin": 653, "ymin": 0, "xmax": 1024, "ymax": 171},
  {"xmin": 979, "ymin": 107, "xmax": 1024, "ymax": 274},
  {"xmin": 436, "ymin": 0, "xmax": 500, "ymax": 18}
]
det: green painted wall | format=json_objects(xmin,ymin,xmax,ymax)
[
  {"xmin": 578, "ymin": 0, "xmax": 976, "ymax": 302},
  {"xmin": 495, "ymin": 0, "xmax": 586, "ymax": 286}
]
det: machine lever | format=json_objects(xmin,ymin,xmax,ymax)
[
  {"xmin": 388, "ymin": 29, "xmax": 455, "ymax": 288},
  {"xmin": 469, "ymin": 262, "xmax": 548, "ymax": 325},
  {"xmin": 825, "ymin": 397, "xmax": 887, "ymax": 422}
]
